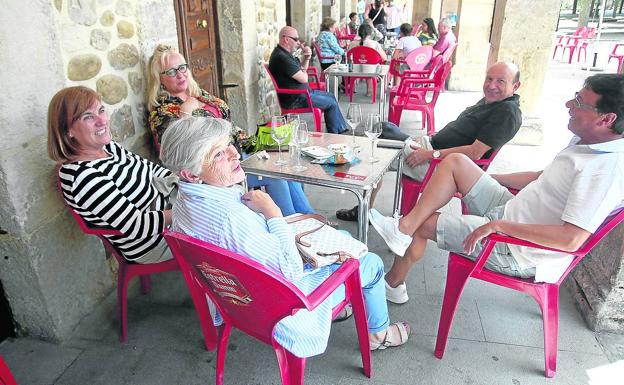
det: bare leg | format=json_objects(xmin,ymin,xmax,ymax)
[
  {"xmin": 398, "ymin": 154, "xmax": 484, "ymax": 237},
  {"xmin": 385, "ymin": 213, "xmax": 439, "ymax": 287}
]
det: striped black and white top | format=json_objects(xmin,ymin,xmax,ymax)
[{"xmin": 59, "ymin": 141, "xmax": 172, "ymax": 261}]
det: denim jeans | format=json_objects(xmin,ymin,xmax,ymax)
[
  {"xmin": 330, "ymin": 249, "xmax": 390, "ymax": 333},
  {"xmin": 309, "ymin": 90, "xmax": 347, "ymax": 134},
  {"xmin": 246, "ymin": 175, "xmax": 314, "ymax": 216}
]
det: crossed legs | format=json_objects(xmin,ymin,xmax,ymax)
[{"xmin": 384, "ymin": 154, "xmax": 486, "ymax": 287}]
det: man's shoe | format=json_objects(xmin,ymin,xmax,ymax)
[
  {"xmin": 336, "ymin": 205, "xmax": 358, "ymax": 221},
  {"xmin": 385, "ymin": 280, "xmax": 409, "ymax": 304},
  {"xmin": 369, "ymin": 208, "xmax": 412, "ymax": 256}
]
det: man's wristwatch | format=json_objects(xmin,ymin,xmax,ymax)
[{"xmin": 432, "ymin": 150, "xmax": 441, "ymax": 159}]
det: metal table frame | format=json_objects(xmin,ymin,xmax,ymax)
[{"xmin": 241, "ymin": 133, "xmax": 403, "ymax": 244}]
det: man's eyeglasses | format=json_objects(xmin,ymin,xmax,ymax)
[
  {"xmin": 284, "ymin": 35, "xmax": 301, "ymax": 42},
  {"xmin": 161, "ymin": 64, "xmax": 189, "ymax": 77},
  {"xmin": 573, "ymin": 92, "xmax": 599, "ymax": 112}
]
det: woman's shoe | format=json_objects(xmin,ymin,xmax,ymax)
[
  {"xmin": 333, "ymin": 304, "xmax": 353, "ymax": 323},
  {"xmin": 369, "ymin": 321, "xmax": 411, "ymax": 350}
]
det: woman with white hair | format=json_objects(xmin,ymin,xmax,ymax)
[{"xmin": 160, "ymin": 116, "xmax": 411, "ymax": 357}]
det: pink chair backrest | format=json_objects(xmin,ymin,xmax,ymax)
[
  {"xmin": 347, "ymin": 45, "xmax": 384, "ymax": 64},
  {"xmin": 441, "ymin": 43, "xmax": 458, "ymax": 63},
  {"xmin": 312, "ymin": 41, "xmax": 334, "ymax": 61},
  {"xmin": 612, "ymin": 43, "xmax": 624, "ymax": 56},
  {"xmin": 164, "ymin": 230, "xmax": 313, "ymax": 346},
  {"xmin": 404, "ymin": 45, "xmax": 433, "ymax": 71}
]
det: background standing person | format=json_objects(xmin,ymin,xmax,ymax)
[
  {"xmin": 356, "ymin": 0, "xmax": 366, "ymax": 25},
  {"xmin": 385, "ymin": 0, "xmax": 405, "ymax": 35},
  {"xmin": 368, "ymin": 0, "xmax": 386, "ymax": 36}
]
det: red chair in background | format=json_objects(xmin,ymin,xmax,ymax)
[
  {"xmin": 164, "ymin": 230, "xmax": 372, "ymax": 385},
  {"xmin": 389, "ymin": 46, "xmax": 433, "ymax": 83},
  {"xmin": 572, "ymin": 28, "xmax": 597, "ymax": 64},
  {"xmin": 400, "ymin": 150, "xmax": 499, "ymax": 215},
  {"xmin": 306, "ymin": 67, "xmax": 326, "ymax": 91},
  {"xmin": 61, "ymin": 197, "xmax": 180, "ymax": 343},
  {"xmin": 345, "ymin": 46, "xmax": 385, "ymax": 103},
  {"xmin": 562, "ymin": 27, "xmax": 595, "ymax": 64},
  {"xmin": 264, "ymin": 64, "xmax": 323, "ymax": 132},
  {"xmin": 388, "ymin": 55, "xmax": 443, "ymax": 111},
  {"xmin": 440, "ymin": 42, "xmax": 458, "ymax": 64},
  {"xmin": 608, "ymin": 43, "xmax": 624, "ymax": 74},
  {"xmin": 0, "ymin": 355, "xmax": 17, "ymax": 385},
  {"xmin": 434, "ymin": 207, "xmax": 624, "ymax": 378},
  {"xmin": 388, "ymin": 61, "xmax": 452, "ymax": 135},
  {"xmin": 336, "ymin": 25, "xmax": 356, "ymax": 48},
  {"xmin": 552, "ymin": 26, "xmax": 586, "ymax": 59},
  {"xmin": 312, "ymin": 40, "xmax": 334, "ymax": 67}
]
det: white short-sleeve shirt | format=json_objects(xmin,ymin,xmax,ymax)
[{"xmin": 503, "ymin": 137, "xmax": 624, "ymax": 283}]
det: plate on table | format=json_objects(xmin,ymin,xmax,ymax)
[{"xmin": 301, "ymin": 146, "xmax": 333, "ymax": 160}]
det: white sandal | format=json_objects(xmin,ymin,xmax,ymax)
[{"xmin": 369, "ymin": 321, "xmax": 410, "ymax": 350}]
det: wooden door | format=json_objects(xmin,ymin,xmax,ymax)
[{"xmin": 175, "ymin": 0, "xmax": 222, "ymax": 98}]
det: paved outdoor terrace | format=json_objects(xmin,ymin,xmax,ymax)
[{"xmin": 2, "ymin": 38, "xmax": 624, "ymax": 384}]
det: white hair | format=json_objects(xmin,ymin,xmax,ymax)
[
  {"xmin": 440, "ymin": 18, "xmax": 452, "ymax": 28},
  {"xmin": 159, "ymin": 116, "xmax": 232, "ymax": 175}
]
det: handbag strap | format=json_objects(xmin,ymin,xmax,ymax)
[{"xmin": 286, "ymin": 214, "xmax": 329, "ymax": 247}]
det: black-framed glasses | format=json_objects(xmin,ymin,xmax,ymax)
[
  {"xmin": 161, "ymin": 64, "xmax": 189, "ymax": 77},
  {"xmin": 284, "ymin": 35, "xmax": 301, "ymax": 42},
  {"xmin": 573, "ymin": 92, "xmax": 599, "ymax": 112}
]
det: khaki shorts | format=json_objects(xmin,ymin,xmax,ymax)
[
  {"xmin": 402, "ymin": 136, "xmax": 433, "ymax": 181},
  {"xmin": 436, "ymin": 173, "xmax": 536, "ymax": 278}
]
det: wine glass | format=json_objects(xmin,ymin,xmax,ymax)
[
  {"xmin": 333, "ymin": 54, "xmax": 342, "ymax": 68},
  {"xmin": 291, "ymin": 121, "xmax": 309, "ymax": 172},
  {"xmin": 271, "ymin": 115, "xmax": 289, "ymax": 166},
  {"xmin": 285, "ymin": 113, "xmax": 300, "ymax": 134},
  {"xmin": 346, "ymin": 103, "xmax": 362, "ymax": 149},
  {"xmin": 364, "ymin": 113, "xmax": 382, "ymax": 163}
]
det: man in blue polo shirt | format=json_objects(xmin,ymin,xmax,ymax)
[{"xmin": 268, "ymin": 26, "xmax": 348, "ymax": 134}]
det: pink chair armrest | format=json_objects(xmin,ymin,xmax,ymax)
[{"xmin": 303, "ymin": 258, "xmax": 360, "ymax": 309}]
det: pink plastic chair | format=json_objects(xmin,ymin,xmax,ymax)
[
  {"xmin": 388, "ymin": 61, "xmax": 452, "ymax": 135},
  {"xmin": 608, "ymin": 43, "xmax": 624, "ymax": 74},
  {"xmin": 552, "ymin": 26, "xmax": 586, "ymax": 60},
  {"xmin": 388, "ymin": 55, "xmax": 443, "ymax": 111},
  {"xmin": 345, "ymin": 46, "xmax": 384, "ymax": 103},
  {"xmin": 59, "ymin": 182, "xmax": 180, "ymax": 343},
  {"xmin": 264, "ymin": 64, "xmax": 323, "ymax": 132},
  {"xmin": 440, "ymin": 42, "xmax": 458, "ymax": 63},
  {"xmin": 312, "ymin": 40, "xmax": 334, "ymax": 67},
  {"xmin": 400, "ymin": 150, "xmax": 499, "ymax": 215},
  {"xmin": 434, "ymin": 207, "xmax": 624, "ymax": 378},
  {"xmin": 0, "ymin": 355, "xmax": 18, "ymax": 385},
  {"xmin": 163, "ymin": 230, "xmax": 371, "ymax": 385}
]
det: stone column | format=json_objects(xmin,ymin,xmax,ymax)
[
  {"xmin": 567, "ymin": 226, "xmax": 624, "ymax": 333},
  {"xmin": 443, "ymin": 0, "xmax": 492, "ymax": 92},
  {"xmin": 0, "ymin": 2, "xmax": 113, "ymax": 341},
  {"xmin": 489, "ymin": 0, "xmax": 561, "ymax": 115},
  {"xmin": 412, "ymin": 0, "xmax": 442, "ymax": 25}
]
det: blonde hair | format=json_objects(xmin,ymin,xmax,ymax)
[
  {"xmin": 146, "ymin": 44, "xmax": 202, "ymax": 110},
  {"xmin": 47, "ymin": 86, "xmax": 101, "ymax": 163}
]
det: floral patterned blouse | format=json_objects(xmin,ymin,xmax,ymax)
[{"xmin": 148, "ymin": 89, "xmax": 231, "ymax": 148}]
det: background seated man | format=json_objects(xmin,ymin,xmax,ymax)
[
  {"xmin": 433, "ymin": 17, "xmax": 456, "ymax": 56},
  {"xmin": 371, "ymin": 73, "xmax": 624, "ymax": 304},
  {"xmin": 268, "ymin": 26, "xmax": 348, "ymax": 134},
  {"xmin": 336, "ymin": 62, "xmax": 522, "ymax": 221}
]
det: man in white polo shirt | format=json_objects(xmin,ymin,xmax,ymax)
[{"xmin": 370, "ymin": 73, "xmax": 624, "ymax": 304}]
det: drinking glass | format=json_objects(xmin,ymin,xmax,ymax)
[
  {"xmin": 291, "ymin": 121, "xmax": 309, "ymax": 172},
  {"xmin": 346, "ymin": 103, "xmax": 362, "ymax": 149},
  {"xmin": 333, "ymin": 54, "xmax": 342, "ymax": 67},
  {"xmin": 271, "ymin": 115, "xmax": 289, "ymax": 166},
  {"xmin": 364, "ymin": 113, "xmax": 382, "ymax": 163}
]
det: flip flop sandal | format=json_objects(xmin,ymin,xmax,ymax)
[
  {"xmin": 333, "ymin": 304, "xmax": 353, "ymax": 323},
  {"xmin": 369, "ymin": 321, "xmax": 410, "ymax": 351},
  {"xmin": 336, "ymin": 205, "xmax": 359, "ymax": 222}
]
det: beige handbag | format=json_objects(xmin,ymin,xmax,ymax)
[{"xmin": 286, "ymin": 214, "xmax": 368, "ymax": 269}]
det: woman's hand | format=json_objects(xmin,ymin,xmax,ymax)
[
  {"xmin": 462, "ymin": 221, "xmax": 498, "ymax": 255},
  {"xmin": 241, "ymin": 190, "xmax": 283, "ymax": 219},
  {"xmin": 179, "ymin": 97, "xmax": 205, "ymax": 115}
]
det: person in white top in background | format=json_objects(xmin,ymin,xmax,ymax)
[
  {"xmin": 356, "ymin": 0, "xmax": 367, "ymax": 25},
  {"xmin": 385, "ymin": 0, "xmax": 405, "ymax": 35},
  {"xmin": 370, "ymin": 73, "xmax": 624, "ymax": 304},
  {"xmin": 391, "ymin": 22, "xmax": 422, "ymax": 85}
]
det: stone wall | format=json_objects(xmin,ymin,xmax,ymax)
[{"xmin": 567, "ymin": 226, "xmax": 624, "ymax": 332}]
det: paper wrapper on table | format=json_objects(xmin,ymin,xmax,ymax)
[
  {"xmin": 286, "ymin": 214, "xmax": 368, "ymax": 269},
  {"xmin": 301, "ymin": 145, "xmax": 357, "ymax": 165}
]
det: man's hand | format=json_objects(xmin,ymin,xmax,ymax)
[
  {"xmin": 462, "ymin": 221, "xmax": 498, "ymax": 255},
  {"xmin": 302, "ymin": 46, "xmax": 312, "ymax": 59},
  {"xmin": 405, "ymin": 146, "xmax": 432, "ymax": 168},
  {"xmin": 241, "ymin": 190, "xmax": 282, "ymax": 219}
]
